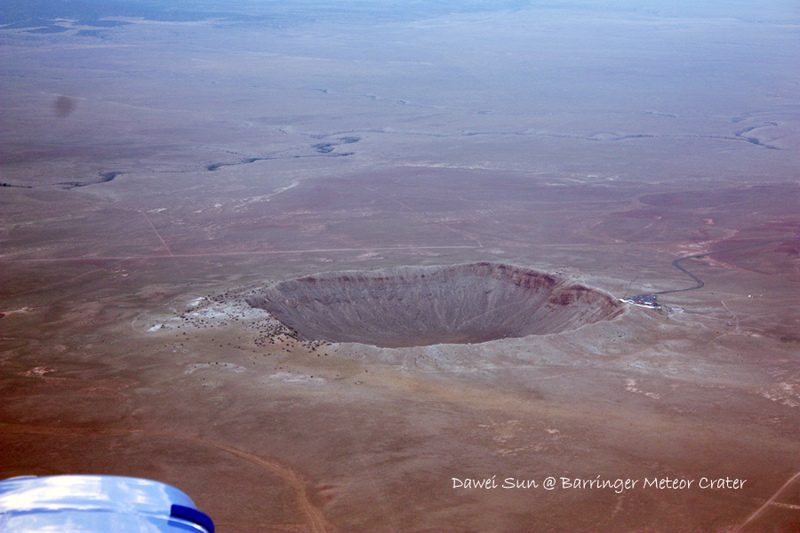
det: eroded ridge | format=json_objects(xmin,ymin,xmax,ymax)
[{"xmin": 246, "ymin": 263, "xmax": 624, "ymax": 348}]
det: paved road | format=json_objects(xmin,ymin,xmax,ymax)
[{"xmin": 627, "ymin": 239, "xmax": 786, "ymax": 305}]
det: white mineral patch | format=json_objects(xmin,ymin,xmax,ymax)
[
  {"xmin": 266, "ymin": 372, "xmax": 325, "ymax": 384},
  {"xmin": 625, "ymin": 378, "xmax": 662, "ymax": 400},
  {"xmin": 187, "ymin": 308, "xmax": 229, "ymax": 320},
  {"xmin": 760, "ymin": 382, "xmax": 800, "ymax": 408},
  {"xmin": 185, "ymin": 362, "xmax": 247, "ymax": 374},
  {"xmin": 2, "ymin": 307, "xmax": 35, "ymax": 315},
  {"xmin": 21, "ymin": 366, "xmax": 55, "ymax": 378}
]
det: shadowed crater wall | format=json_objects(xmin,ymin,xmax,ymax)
[{"xmin": 246, "ymin": 263, "xmax": 624, "ymax": 348}]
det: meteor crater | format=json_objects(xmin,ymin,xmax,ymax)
[{"xmin": 246, "ymin": 262, "xmax": 624, "ymax": 348}]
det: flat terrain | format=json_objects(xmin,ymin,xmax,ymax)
[{"xmin": 2, "ymin": 3, "xmax": 800, "ymax": 531}]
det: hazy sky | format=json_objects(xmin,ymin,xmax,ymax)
[
  {"xmin": 3, "ymin": 0, "xmax": 799, "ymax": 26},
  {"xmin": 2, "ymin": 0, "xmax": 798, "ymax": 185}
]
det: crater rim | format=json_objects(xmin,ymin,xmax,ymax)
[{"xmin": 246, "ymin": 262, "xmax": 625, "ymax": 348}]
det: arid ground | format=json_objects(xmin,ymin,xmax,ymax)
[{"xmin": 2, "ymin": 2, "xmax": 799, "ymax": 531}]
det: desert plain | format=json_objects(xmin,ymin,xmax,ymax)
[{"xmin": 1, "ymin": 1, "xmax": 800, "ymax": 531}]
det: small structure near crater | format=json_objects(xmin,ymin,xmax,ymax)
[
  {"xmin": 246, "ymin": 262, "xmax": 624, "ymax": 348},
  {"xmin": 622, "ymin": 294, "xmax": 662, "ymax": 310}
]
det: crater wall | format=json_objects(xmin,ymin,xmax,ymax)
[{"xmin": 246, "ymin": 263, "xmax": 624, "ymax": 348}]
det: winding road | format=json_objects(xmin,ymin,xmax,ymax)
[{"xmin": 630, "ymin": 239, "xmax": 788, "ymax": 304}]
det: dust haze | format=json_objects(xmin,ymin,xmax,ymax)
[{"xmin": 1, "ymin": 1, "xmax": 799, "ymax": 531}]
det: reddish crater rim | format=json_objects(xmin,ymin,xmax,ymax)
[{"xmin": 246, "ymin": 262, "xmax": 624, "ymax": 348}]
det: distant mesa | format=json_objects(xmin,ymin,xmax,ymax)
[{"xmin": 246, "ymin": 263, "xmax": 624, "ymax": 348}]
